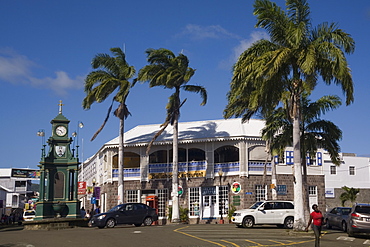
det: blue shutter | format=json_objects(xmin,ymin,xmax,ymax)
[
  {"xmin": 306, "ymin": 153, "xmax": 311, "ymax": 166},
  {"xmin": 286, "ymin": 151, "xmax": 294, "ymax": 165},
  {"xmin": 317, "ymin": 152, "xmax": 322, "ymax": 166}
]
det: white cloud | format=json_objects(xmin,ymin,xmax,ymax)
[
  {"xmin": 0, "ymin": 48, "xmax": 84, "ymax": 95},
  {"xmin": 178, "ymin": 24, "xmax": 241, "ymax": 40}
]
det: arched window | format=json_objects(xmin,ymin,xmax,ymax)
[
  {"xmin": 112, "ymin": 154, "xmax": 118, "ymax": 168},
  {"xmin": 149, "ymin": 150, "xmax": 167, "ymax": 163},
  {"xmin": 169, "ymin": 148, "xmax": 186, "ymax": 162},
  {"xmin": 124, "ymin": 152, "xmax": 140, "ymax": 168},
  {"xmin": 54, "ymin": 172, "xmax": 65, "ymax": 199},
  {"xmin": 214, "ymin": 145, "xmax": 239, "ymax": 163},
  {"xmin": 188, "ymin": 148, "xmax": 205, "ymax": 161}
]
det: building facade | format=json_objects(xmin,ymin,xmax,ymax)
[
  {"xmin": 0, "ymin": 168, "xmax": 39, "ymax": 218},
  {"xmin": 79, "ymin": 118, "xmax": 326, "ymax": 224},
  {"xmin": 324, "ymin": 153, "xmax": 370, "ymax": 210}
]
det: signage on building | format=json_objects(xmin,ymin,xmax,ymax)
[
  {"xmin": 11, "ymin": 169, "xmax": 40, "ymax": 179},
  {"xmin": 325, "ymin": 188, "xmax": 335, "ymax": 198},
  {"xmin": 231, "ymin": 182, "xmax": 241, "ymax": 194},
  {"xmin": 178, "ymin": 185, "xmax": 183, "ymax": 196},
  {"xmin": 94, "ymin": 187, "xmax": 101, "ymax": 199},
  {"xmin": 201, "ymin": 186, "xmax": 216, "ymax": 195},
  {"xmin": 148, "ymin": 171, "xmax": 205, "ymax": 180},
  {"xmin": 78, "ymin": 182, "xmax": 86, "ymax": 195}
]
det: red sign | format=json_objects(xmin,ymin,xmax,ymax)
[{"xmin": 78, "ymin": 182, "xmax": 86, "ymax": 195}]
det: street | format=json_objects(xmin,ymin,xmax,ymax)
[{"xmin": 1, "ymin": 224, "xmax": 370, "ymax": 247}]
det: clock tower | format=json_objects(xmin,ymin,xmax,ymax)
[{"xmin": 35, "ymin": 101, "xmax": 80, "ymax": 219}]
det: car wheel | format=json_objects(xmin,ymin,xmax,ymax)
[
  {"xmin": 284, "ymin": 217, "xmax": 294, "ymax": 229},
  {"xmin": 143, "ymin": 217, "xmax": 153, "ymax": 226},
  {"xmin": 106, "ymin": 218, "xmax": 116, "ymax": 228},
  {"xmin": 341, "ymin": 221, "xmax": 347, "ymax": 232},
  {"xmin": 347, "ymin": 227, "xmax": 354, "ymax": 237},
  {"xmin": 242, "ymin": 216, "xmax": 254, "ymax": 228},
  {"xmin": 134, "ymin": 223, "xmax": 142, "ymax": 227},
  {"xmin": 326, "ymin": 219, "xmax": 332, "ymax": 229}
]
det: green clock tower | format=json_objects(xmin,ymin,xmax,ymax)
[{"xmin": 35, "ymin": 101, "xmax": 80, "ymax": 219}]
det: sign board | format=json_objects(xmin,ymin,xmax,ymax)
[
  {"xmin": 231, "ymin": 182, "xmax": 241, "ymax": 194},
  {"xmin": 325, "ymin": 188, "xmax": 335, "ymax": 198},
  {"xmin": 11, "ymin": 169, "xmax": 40, "ymax": 179},
  {"xmin": 78, "ymin": 182, "xmax": 86, "ymax": 195}
]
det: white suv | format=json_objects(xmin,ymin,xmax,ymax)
[{"xmin": 231, "ymin": 200, "xmax": 294, "ymax": 229}]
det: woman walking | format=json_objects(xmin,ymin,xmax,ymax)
[{"xmin": 305, "ymin": 204, "xmax": 325, "ymax": 247}]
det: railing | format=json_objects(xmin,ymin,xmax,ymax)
[
  {"xmin": 248, "ymin": 162, "xmax": 271, "ymax": 172},
  {"xmin": 214, "ymin": 162, "xmax": 240, "ymax": 173},
  {"xmin": 112, "ymin": 168, "xmax": 140, "ymax": 178}
]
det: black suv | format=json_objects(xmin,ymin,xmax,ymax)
[
  {"xmin": 347, "ymin": 203, "xmax": 370, "ymax": 237},
  {"xmin": 89, "ymin": 203, "xmax": 158, "ymax": 229}
]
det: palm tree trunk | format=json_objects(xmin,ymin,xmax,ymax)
[
  {"xmin": 171, "ymin": 117, "xmax": 180, "ymax": 223},
  {"xmin": 271, "ymin": 157, "xmax": 277, "ymax": 200},
  {"xmin": 293, "ymin": 116, "xmax": 305, "ymax": 231},
  {"xmin": 118, "ymin": 117, "xmax": 124, "ymax": 204}
]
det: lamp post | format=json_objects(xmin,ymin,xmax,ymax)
[
  {"xmin": 218, "ymin": 169, "xmax": 224, "ymax": 224},
  {"xmin": 37, "ymin": 129, "xmax": 46, "ymax": 158}
]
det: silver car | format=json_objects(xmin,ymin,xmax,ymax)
[
  {"xmin": 347, "ymin": 203, "xmax": 370, "ymax": 237},
  {"xmin": 325, "ymin": 207, "xmax": 351, "ymax": 231}
]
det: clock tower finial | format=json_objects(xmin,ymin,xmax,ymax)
[{"xmin": 58, "ymin": 100, "xmax": 64, "ymax": 114}]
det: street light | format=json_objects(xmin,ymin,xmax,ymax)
[
  {"xmin": 218, "ymin": 169, "xmax": 224, "ymax": 224},
  {"xmin": 37, "ymin": 129, "xmax": 46, "ymax": 158}
]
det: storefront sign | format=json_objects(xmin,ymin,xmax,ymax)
[
  {"xmin": 231, "ymin": 182, "xmax": 241, "ymax": 194},
  {"xmin": 202, "ymin": 186, "xmax": 216, "ymax": 195},
  {"xmin": 325, "ymin": 188, "xmax": 335, "ymax": 198},
  {"xmin": 149, "ymin": 171, "xmax": 205, "ymax": 179},
  {"xmin": 78, "ymin": 182, "xmax": 86, "ymax": 195},
  {"xmin": 11, "ymin": 169, "xmax": 40, "ymax": 179}
]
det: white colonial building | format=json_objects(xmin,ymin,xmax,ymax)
[
  {"xmin": 323, "ymin": 153, "xmax": 370, "ymax": 209},
  {"xmin": 79, "ymin": 118, "xmax": 327, "ymax": 224}
]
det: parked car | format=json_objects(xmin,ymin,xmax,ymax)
[
  {"xmin": 347, "ymin": 203, "xmax": 370, "ymax": 237},
  {"xmin": 22, "ymin": 210, "xmax": 36, "ymax": 221},
  {"xmin": 89, "ymin": 203, "xmax": 158, "ymax": 229},
  {"xmin": 231, "ymin": 200, "xmax": 294, "ymax": 229},
  {"xmin": 324, "ymin": 207, "xmax": 351, "ymax": 231}
]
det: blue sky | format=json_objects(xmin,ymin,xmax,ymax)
[{"xmin": 1, "ymin": 0, "xmax": 370, "ymax": 169}]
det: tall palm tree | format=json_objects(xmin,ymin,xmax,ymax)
[
  {"xmin": 262, "ymin": 94, "xmax": 343, "ymax": 219},
  {"xmin": 340, "ymin": 186, "xmax": 359, "ymax": 207},
  {"xmin": 83, "ymin": 47, "xmax": 136, "ymax": 204},
  {"xmin": 137, "ymin": 48, "xmax": 207, "ymax": 223},
  {"xmin": 224, "ymin": 0, "xmax": 354, "ymax": 230}
]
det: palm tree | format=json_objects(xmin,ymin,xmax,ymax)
[
  {"xmin": 224, "ymin": 0, "xmax": 354, "ymax": 230},
  {"xmin": 262, "ymin": 93, "xmax": 343, "ymax": 219},
  {"xmin": 137, "ymin": 48, "xmax": 207, "ymax": 223},
  {"xmin": 83, "ymin": 47, "xmax": 136, "ymax": 204},
  {"xmin": 340, "ymin": 186, "xmax": 359, "ymax": 207}
]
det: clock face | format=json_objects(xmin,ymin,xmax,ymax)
[{"xmin": 55, "ymin": 125, "xmax": 67, "ymax": 136}]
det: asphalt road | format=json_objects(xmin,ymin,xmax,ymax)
[{"xmin": 1, "ymin": 224, "xmax": 370, "ymax": 247}]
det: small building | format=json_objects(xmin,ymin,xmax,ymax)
[
  {"xmin": 324, "ymin": 153, "xmax": 370, "ymax": 209},
  {"xmin": 79, "ymin": 118, "xmax": 326, "ymax": 224},
  {"xmin": 0, "ymin": 168, "xmax": 39, "ymax": 218}
]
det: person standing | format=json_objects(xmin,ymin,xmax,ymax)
[{"xmin": 305, "ymin": 204, "xmax": 325, "ymax": 247}]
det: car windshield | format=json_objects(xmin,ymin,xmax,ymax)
[
  {"xmin": 108, "ymin": 205, "xmax": 123, "ymax": 212},
  {"xmin": 250, "ymin": 202, "xmax": 263, "ymax": 209},
  {"xmin": 355, "ymin": 205, "xmax": 370, "ymax": 214}
]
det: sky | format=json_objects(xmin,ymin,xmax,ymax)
[{"xmin": 1, "ymin": 0, "xmax": 370, "ymax": 169}]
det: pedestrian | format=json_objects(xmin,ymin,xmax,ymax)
[
  {"xmin": 85, "ymin": 210, "xmax": 91, "ymax": 219},
  {"xmin": 94, "ymin": 206, "xmax": 100, "ymax": 215},
  {"xmin": 305, "ymin": 204, "xmax": 326, "ymax": 247},
  {"xmin": 80, "ymin": 207, "xmax": 86, "ymax": 218}
]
